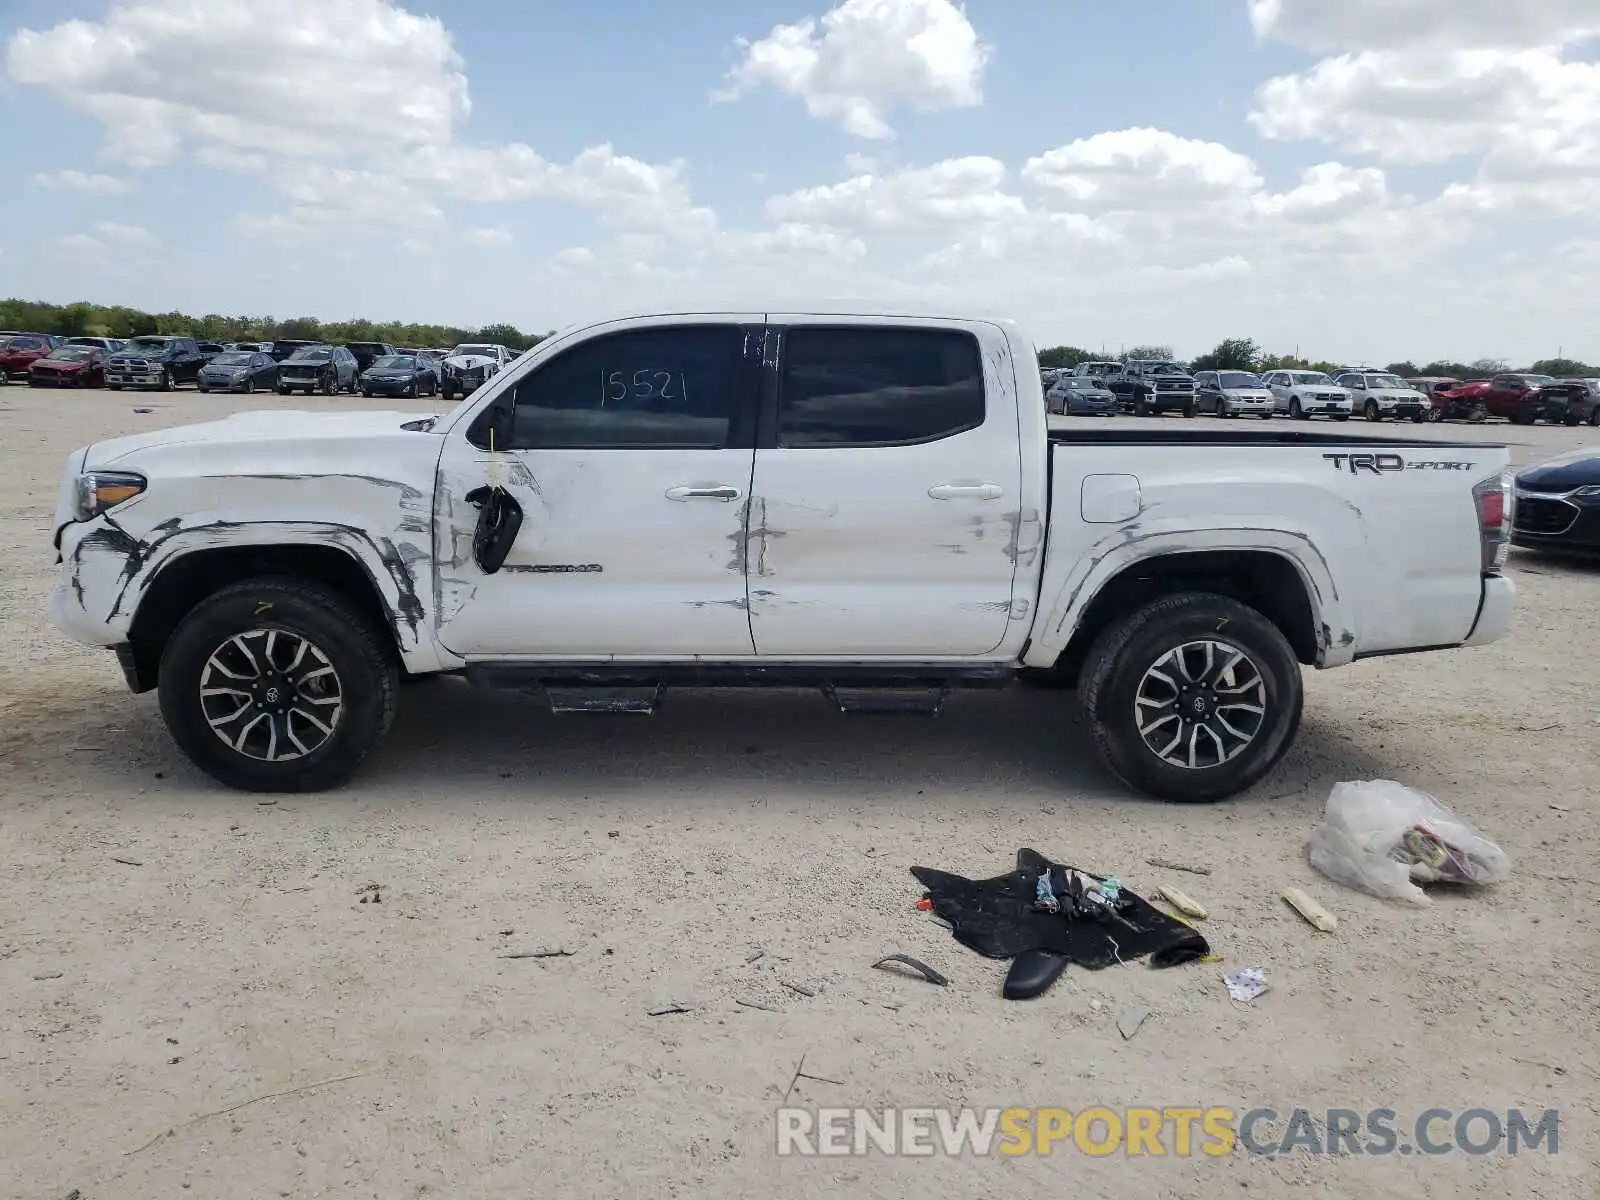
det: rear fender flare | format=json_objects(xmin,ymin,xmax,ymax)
[{"xmin": 1026, "ymin": 527, "xmax": 1348, "ymax": 669}]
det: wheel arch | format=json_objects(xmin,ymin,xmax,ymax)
[
  {"xmin": 120, "ymin": 531, "xmax": 443, "ymax": 692},
  {"xmin": 1029, "ymin": 542, "xmax": 1334, "ymax": 687}
]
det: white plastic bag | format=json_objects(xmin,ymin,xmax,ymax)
[{"xmin": 1306, "ymin": 780, "xmax": 1511, "ymax": 905}]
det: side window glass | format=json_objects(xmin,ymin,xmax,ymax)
[
  {"xmin": 506, "ymin": 325, "xmax": 743, "ymax": 450},
  {"xmin": 777, "ymin": 327, "xmax": 984, "ymax": 449}
]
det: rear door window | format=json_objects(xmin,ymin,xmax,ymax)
[{"xmin": 776, "ymin": 327, "xmax": 984, "ymax": 448}]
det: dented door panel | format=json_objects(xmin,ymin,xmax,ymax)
[
  {"xmin": 431, "ymin": 315, "xmax": 763, "ymax": 658},
  {"xmin": 746, "ymin": 316, "xmax": 1026, "ymax": 657}
]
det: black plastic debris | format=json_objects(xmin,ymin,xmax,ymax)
[{"xmin": 911, "ymin": 848, "xmax": 1210, "ymax": 1000}]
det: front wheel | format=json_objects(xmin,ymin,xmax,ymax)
[
  {"xmin": 1078, "ymin": 592, "xmax": 1303, "ymax": 803},
  {"xmin": 157, "ymin": 578, "xmax": 399, "ymax": 792},
  {"xmin": 1364, "ymin": 399, "xmax": 1381, "ymax": 421},
  {"xmin": 1589, "ymin": 407, "xmax": 1600, "ymax": 427},
  {"xmin": 1260, "ymin": 411, "xmax": 1273, "ymax": 420},
  {"xmin": 1182, "ymin": 404, "xmax": 1196, "ymax": 418},
  {"xmin": 1426, "ymin": 405, "xmax": 1442, "ymax": 422},
  {"xmin": 159, "ymin": 368, "xmax": 174, "ymax": 392},
  {"xmin": 277, "ymin": 386, "xmax": 291, "ymax": 396},
  {"xmin": 1289, "ymin": 398, "xmax": 1304, "ymax": 420},
  {"xmin": 1333, "ymin": 413, "xmax": 1350, "ymax": 421}
]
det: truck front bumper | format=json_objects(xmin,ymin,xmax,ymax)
[{"xmin": 49, "ymin": 582, "xmax": 122, "ymax": 647}]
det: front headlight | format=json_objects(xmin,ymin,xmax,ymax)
[{"xmin": 73, "ymin": 471, "xmax": 146, "ymax": 521}]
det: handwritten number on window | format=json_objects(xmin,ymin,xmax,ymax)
[{"xmin": 599, "ymin": 368, "xmax": 686, "ymax": 407}]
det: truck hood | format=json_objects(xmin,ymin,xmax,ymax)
[
  {"xmin": 85, "ymin": 409, "xmax": 429, "ymax": 466},
  {"xmin": 444, "ymin": 353, "xmax": 497, "ymax": 371}
]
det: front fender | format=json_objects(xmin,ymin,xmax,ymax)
[
  {"xmin": 1025, "ymin": 525, "xmax": 1350, "ymax": 670},
  {"xmin": 56, "ymin": 514, "xmax": 458, "ymax": 674}
]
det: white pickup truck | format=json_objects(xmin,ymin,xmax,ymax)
[{"xmin": 49, "ymin": 310, "xmax": 1516, "ymax": 801}]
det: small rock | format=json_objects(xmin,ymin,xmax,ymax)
[
  {"xmin": 257, "ymin": 798, "xmax": 277, "ymax": 806},
  {"xmin": 33, "ymin": 972, "xmax": 64, "ymax": 981},
  {"xmin": 168, "ymin": 1056, "xmax": 182, "ymax": 1065},
  {"xmin": 607, "ymin": 830, "xmax": 619, "ymax": 838}
]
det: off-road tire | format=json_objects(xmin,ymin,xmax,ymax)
[
  {"xmin": 1078, "ymin": 591, "xmax": 1303, "ymax": 803},
  {"xmin": 157, "ymin": 577, "xmax": 398, "ymax": 792}
]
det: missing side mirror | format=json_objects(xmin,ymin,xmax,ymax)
[{"xmin": 468, "ymin": 395, "xmax": 515, "ymax": 451}]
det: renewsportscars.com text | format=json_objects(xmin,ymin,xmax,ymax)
[{"xmin": 775, "ymin": 1106, "xmax": 1560, "ymax": 1158}]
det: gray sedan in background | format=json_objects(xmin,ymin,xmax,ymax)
[{"xmin": 1046, "ymin": 374, "xmax": 1120, "ymax": 415}]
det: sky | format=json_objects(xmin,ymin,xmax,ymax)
[{"xmin": 1, "ymin": 0, "xmax": 1598, "ymax": 364}]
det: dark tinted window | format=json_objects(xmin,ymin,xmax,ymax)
[
  {"xmin": 777, "ymin": 327, "xmax": 984, "ymax": 448},
  {"xmin": 508, "ymin": 325, "xmax": 743, "ymax": 450}
]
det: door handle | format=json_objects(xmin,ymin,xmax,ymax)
[
  {"xmin": 665, "ymin": 485, "xmax": 742, "ymax": 501},
  {"xmin": 928, "ymin": 483, "xmax": 1003, "ymax": 500}
]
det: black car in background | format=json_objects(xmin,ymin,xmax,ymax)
[
  {"xmin": 266, "ymin": 339, "xmax": 321, "ymax": 362},
  {"xmin": 344, "ymin": 341, "xmax": 397, "ymax": 372},
  {"xmin": 1512, "ymin": 448, "xmax": 1600, "ymax": 556},
  {"xmin": 276, "ymin": 344, "xmax": 360, "ymax": 395},
  {"xmin": 361, "ymin": 354, "xmax": 439, "ymax": 397},
  {"xmin": 197, "ymin": 350, "xmax": 280, "ymax": 393},
  {"xmin": 103, "ymin": 335, "xmax": 208, "ymax": 390}
]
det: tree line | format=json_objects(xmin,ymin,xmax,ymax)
[
  {"xmin": 0, "ymin": 297, "xmax": 550, "ymax": 352},
  {"xmin": 1038, "ymin": 338, "xmax": 1595, "ymax": 379}
]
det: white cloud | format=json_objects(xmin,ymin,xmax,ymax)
[
  {"xmin": 1022, "ymin": 128, "xmax": 1263, "ymax": 211},
  {"xmin": 464, "ymin": 227, "xmax": 513, "ymax": 247},
  {"xmin": 767, "ymin": 156, "xmax": 1024, "ymax": 230},
  {"xmin": 6, "ymin": 0, "xmax": 468, "ymax": 166},
  {"xmin": 5, "ymin": 0, "xmax": 703, "ymax": 240},
  {"xmin": 1251, "ymin": 162, "xmax": 1389, "ymax": 222},
  {"xmin": 718, "ymin": 0, "xmax": 988, "ymax": 138},
  {"xmin": 32, "ymin": 169, "xmax": 134, "ymax": 194},
  {"xmin": 1248, "ymin": 0, "xmax": 1600, "ymax": 52},
  {"xmin": 58, "ymin": 220, "xmax": 161, "ymax": 259}
]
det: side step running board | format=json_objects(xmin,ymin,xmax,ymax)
[{"xmin": 464, "ymin": 661, "xmax": 1011, "ymax": 717}]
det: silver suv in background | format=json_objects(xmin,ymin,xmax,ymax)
[
  {"xmin": 1195, "ymin": 370, "xmax": 1275, "ymax": 419},
  {"xmin": 1262, "ymin": 369, "xmax": 1353, "ymax": 420}
]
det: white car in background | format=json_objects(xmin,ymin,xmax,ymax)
[
  {"xmin": 1332, "ymin": 369, "xmax": 1431, "ymax": 423},
  {"xmin": 1262, "ymin": 370, "xmax": 1353, "ymax": 421}
]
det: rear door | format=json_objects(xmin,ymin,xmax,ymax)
[
  {"xmin": 433, "ymin": 317, "xmax": 763, "ymax": 658},
  {"xmin": 745, "ymin": 317, "xmax": 1023, "ymax": 657}
]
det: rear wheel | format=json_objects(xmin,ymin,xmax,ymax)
[
  {"xmin": 157, "ymin": 578, "xmax": 398, "ymax": 792},
  {"xmin": 1079, "ymin": 592, "xmax": 1303, "ymax": 803}
]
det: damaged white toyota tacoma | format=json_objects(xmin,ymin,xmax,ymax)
[{"xmin": 49, "ymin": 311, "xmax": 1517, "ymax": 801}]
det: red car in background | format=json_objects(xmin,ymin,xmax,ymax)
[
  {"xmin": 29, "ymin": 345, "xmax": 106, "ymax": 388},
  {"xmin": 1452, "ymin": 373, "xmax": 1591, "ymax": 424},
  {"xmin": 0, "ymin": 333, "xmax": 64, "ymax": 380}
]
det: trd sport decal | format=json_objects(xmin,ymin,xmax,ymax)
[{"xmin": 1324, "ymin": 454, "xmax": 1476, "ymax": 475}]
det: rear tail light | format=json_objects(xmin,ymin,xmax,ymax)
[{"xmin": 1473, "ymin": 471, "xmax": 1511, "ymax": 575}]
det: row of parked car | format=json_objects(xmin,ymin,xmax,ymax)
[
  {"xmin": 1040, "ymin": 361, "xmax": 1600, "ymax": 425},
  {"xmin": 0, "ymin": 332, "xmax": 521, "ymax": 402}
]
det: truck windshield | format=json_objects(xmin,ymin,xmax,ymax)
[
  {"xmin": 1150, "ymin": 362, "xmax": 1187, "ymax": 374},
  {"xmin": 122, "ymin": 338, "xmax": 171, "ymax": 353}
]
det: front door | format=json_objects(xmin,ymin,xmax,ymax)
[
  {"xmin": 745, "ymin": 318, "xmax": 1023, "ymax": 657},
  {"xmin": 433, "ymin": 317, "xmax": 762, "ymax": 657}
]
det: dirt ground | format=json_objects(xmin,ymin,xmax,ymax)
[{"xmin": 1, "ymin": 386, "xmax": 1595, "ymax": 1199}]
